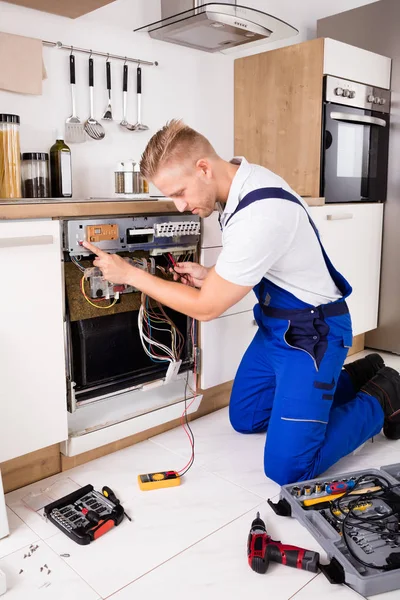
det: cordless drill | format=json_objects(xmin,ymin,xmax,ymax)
[{"xmin": 247, "ymin": 512, "xmax": 320, "ymax": 574}]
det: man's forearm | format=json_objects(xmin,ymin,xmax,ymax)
[{"xmin": 127, "ymin": 268, "xmax": 213, "ymax": 321}]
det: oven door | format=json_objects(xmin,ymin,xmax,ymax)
[{"xmin": 322, "ymin": 103, "xmax": 389, "ymax": 203}]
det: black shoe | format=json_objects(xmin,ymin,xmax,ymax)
[
  {"xmin": 344, "ymin": 353, "xmax": 385, "ymax": 391},
  {"xmin": 361, "ymin": 366, "xmax": 400, "ymax": 440}
]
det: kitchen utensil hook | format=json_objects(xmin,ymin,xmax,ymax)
[{"xmin": 70, "ymin": 46, "xmax": 74, "ymax": 56}]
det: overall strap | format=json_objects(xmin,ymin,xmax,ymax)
[{"xmin": 224, "ymin": 187, "xmax": 319, "ymax": 237}]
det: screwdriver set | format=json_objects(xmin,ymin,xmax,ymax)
[
  {"xmin": 44, "ymin": 484, "xmax": 126, "ymax": 545},
  {"xmin": 268, "ymin": 464, "xmax": 400, "ymax": 597}
]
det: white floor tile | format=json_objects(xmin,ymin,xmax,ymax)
[
  {"xmin": 150, "ymin": 407, "xmax": 280, "ymax": 499},
  {"xmin": 0, "ymin": 509, "xmax": 39, "ymax": 559},
  {"xmin": 291, "ymin": 570, "xmax": 400, "ymax": 600},
  {"xmin": 109, "ymin": 501, "xmax": 325, "ymax": 600},
  {"xmin": 32, "ymin": 441, "xmax": 265, "ymax": 598},
  {"xmin": 6, "ymin": 474, "xmax": 84, "ymax": 541},
  {"xmin": 0, "ymin": 541, "xmax": 99, "ymax": 599},
  {"xmin": 291, "ymin": 573, "xmax": 363, "ymax": 599}
]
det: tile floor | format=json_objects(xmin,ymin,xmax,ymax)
[{"xmin": 1, "ymin": 351, "xmax": 400, "ymax": 599}]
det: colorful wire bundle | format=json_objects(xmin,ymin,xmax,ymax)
[{"xmin": 138, "ymin": 293, "xmax": 185, "ymax": 363}]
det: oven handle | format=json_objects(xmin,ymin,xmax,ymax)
[{"xmin": 330, "ymin": 111, "xmax": 387, "ymax": 128}]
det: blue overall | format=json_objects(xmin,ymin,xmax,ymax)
[{"xmin": 227, "ymin": 188, "xmax": 385, "ymax": 485}]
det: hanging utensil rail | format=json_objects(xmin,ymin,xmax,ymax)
[{"xmin": 42, "ymin": 40, "xmax": 158, "ymax": 67}]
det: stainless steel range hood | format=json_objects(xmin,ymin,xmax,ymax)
[{"xmin": 134, "ymin": 1, "xmax": 298, "ymax": 53}]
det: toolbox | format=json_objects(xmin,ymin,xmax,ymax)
[
  {"xmin": 44, "ymin": 484, "xmax": 125, "ymax": 545},
  {"xmin": 268, "ymin": 464, "xmax": 400, "ymax": 597}
]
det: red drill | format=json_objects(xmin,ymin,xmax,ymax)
[{"xmin": 247, "ymin": 512, "xmax": 320, "ymax": 574}]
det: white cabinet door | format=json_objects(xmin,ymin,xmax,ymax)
[
  {"xmin": 308, "ymin": 204, "xmax": 383, "ymax": 336},
  {"xmin": 200, "ymin": 247, "xmax": 255, "ymax": 317},
  {"xmin": 0, "ymin": 220, "xmax": 68, "ymax": 462},
  {"xmin": 200, "ymin": 311, "xmax": 257, "ymax": 389},
  {"xmin": 201, "ymin": 211, "xmax": 222, "ymax": 249},
  {"xmin": 323, "ymin": 38, "xmax": 391, "ymax": 89}
]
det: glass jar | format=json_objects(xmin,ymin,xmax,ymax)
[
  {"xmin": 0, "ymin": 114, "xmax": 21, "ymax": 199},
  {"xmin": 22, "ymin": 153, "xmax": 50, "ymax": 198}
]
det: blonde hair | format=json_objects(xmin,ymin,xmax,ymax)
[{"xmin": 140, "ymin": 119, "xmax": 216, "ymax": 181}]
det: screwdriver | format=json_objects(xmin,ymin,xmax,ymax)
[{"xmin": 102, "ymin": 486, "xmax": 132, "ymax": 522}]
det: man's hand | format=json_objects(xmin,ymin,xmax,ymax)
[
  {"xmin": 82, "ymin": 241, "xmax": 133, "ymax": 284},
  {"xmin": 171, "ymin": 262, "xmax": 210, "ymax": 288}
]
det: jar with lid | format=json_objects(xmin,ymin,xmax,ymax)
[
  {"xmin": 0, "ymin": 114, "xmax": 21, "ymax": 199},
  {"xmin": 133, "ymin": 162, "xmax": 143, "ymax": 194},
  {"xmin": 22, "ymin": 153, "xmax": 50, "ymax": 198}
]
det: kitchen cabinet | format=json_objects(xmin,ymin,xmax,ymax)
[
  {"xmin": 200, "ymin": 211, "xmax": 256, "ymax": 389},
  {"xmin": 234, "ymin": 38, "xmax": 391, "ymax": 198},
  {"xmin": 5, "ymin": 0, "xmax": 116, "ymax": 19},
  {"xmin": 200, "ymin": 311, "xmax": 257, "ymax": 390},
  {"xmin": 0, "ymin": 220, "xmax": 68, "ymax": 463},
  {"xmin": 323, "ymin": 38, "xmax": 391, "ymax": 90},
  {"xmin": 309, "ymin": 204, "xmax": 383, "ymax": 336}
]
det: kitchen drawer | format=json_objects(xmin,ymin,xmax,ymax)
[
  {"xmin": 308, "ymin": 204, "xmax": 383, "ymax": 335},
  {"xmin": 200, "ymin": 247, "xmax": 255, "ymax": 316},
  {"xmin": 200, "ymin": 310, "xmax": 257, "ymax": 389}
]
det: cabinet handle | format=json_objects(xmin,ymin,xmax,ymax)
[
  {"xmin": 326, "ymin": 214, "xmax": 353, "ymax": 221},
  {"xmin": 0, "ymin": 235, "xmax": 54, "ymax": 249}
]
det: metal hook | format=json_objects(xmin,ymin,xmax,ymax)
[
  {"xmin": 89, "ymin": 49, "xmax": 93, "ymax": 59},
  {"xmin": 124, "ymin": 56, "xmax": 127, "ymax": 65},
  {"xmin": 70, "ymin": 45, "xmax": 74, "ymax": 56},
  {"xmin": 106, "ymin": 52, "xmax": 110, "ymax": 62}
]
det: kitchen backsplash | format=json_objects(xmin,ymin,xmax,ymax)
[{"xmin": 0, "ymin": 1, "xmax": 234, "ymax": 199}]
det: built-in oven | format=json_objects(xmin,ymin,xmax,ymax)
[{"xmin": 321, "ymin": 76, "xmax": 391, "ymax": 204}]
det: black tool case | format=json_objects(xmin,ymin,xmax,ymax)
[
  {"xmin": 268, "ymin": 464, "xmax": 400, "ymax": 596},
  {"xmin": 44, "ymin": 484, "xmax": 125, "ymax": 545}
]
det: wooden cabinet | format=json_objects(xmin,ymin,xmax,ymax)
[
  {"xmin": 309, "ymin": 204, "xmax": 384, "ymax": 336},
  {"xmin": 234, "ymin": 38, "xmax": 391, "ymax": 198},
  {"xmin": 5, "ymin": 0, "xmax": 116, "ymax": 19},
  {"xmin": 0, "ymin": 220, "xmax": 68, "ymax": 463},
  {"xmin": 235, "ymin": 38, "xmax": 325, "ymax": 198}
]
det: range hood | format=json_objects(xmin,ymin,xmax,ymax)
[{"xmin": 134, "ymin": 1, "xmax": 298, "ymax": 53}]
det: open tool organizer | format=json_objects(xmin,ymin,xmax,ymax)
[{"xmin": 269, "ymin": 464, "xmax": 400, "ymax": 596}]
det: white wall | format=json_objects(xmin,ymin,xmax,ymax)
[
  {"xmin": 0, "ymin": 0, "xmax": 234, "ymax": 198},
  {"xmin": 0, "ymin": 0, "xmax": 378, "ymax": 199}
]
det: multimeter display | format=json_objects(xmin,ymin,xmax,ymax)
[{"xmin": 138, "ymin": 471, "xmax": 181, "ymax": 491}]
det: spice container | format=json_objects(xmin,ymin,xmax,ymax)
[
  {"xmin": 0, "ymin": 113, "xmax": 21, "ymax": 199},
  {"xmin": 22, "ymin": 153, "xmax": 50, "ymax": 198},
  {"xmin": 114, "ymin": 162, "xmax": 124, "ymax": 194},
  {"xmin": 133, "ymin": 162, "xmax": 143, "ymax": 194}
]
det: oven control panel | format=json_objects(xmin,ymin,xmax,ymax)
[
  {"xmin": 64, "ymin": 215, "xmax": 201, "ymax": 256},
  {"xmin": 325, "ymin": 75, "xmax": 391, "ymax": 113}
]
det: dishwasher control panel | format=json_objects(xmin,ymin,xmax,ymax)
[{"xmin": 64, "ymin": 215, "xmax": 201, "ymax": 256}]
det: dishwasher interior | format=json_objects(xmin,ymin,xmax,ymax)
[{"xmin": 62, "ymin": 214, "xmax": 201, "ymax": 413}]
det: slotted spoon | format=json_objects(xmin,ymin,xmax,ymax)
[
  {"xmin": 120, "ymin": 64, "xmax": 135, "ymax": 131},
  {"xmin": 84, "ymin": 58, "xmax": 105, "ymax": 140}
]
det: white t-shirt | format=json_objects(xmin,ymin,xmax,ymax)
[{"xmin": 215, "ymin": 157, "xmax": 342, "ymax": 307}]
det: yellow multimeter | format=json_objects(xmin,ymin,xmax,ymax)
[{"xmin": 138, "ymin": 471, "xmax": 181, "ymax": 491}]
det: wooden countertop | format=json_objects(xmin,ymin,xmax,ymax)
[
  {"xmin": 0, "ymin": 196, "xmax": 325, "ymax": 220},
  {"xmin": 0, "ymin": 199, "xmax": 180, "ymax": 220}
]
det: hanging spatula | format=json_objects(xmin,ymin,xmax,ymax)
[{"xmin": 65, "ymin": 53, "xmax": 86, "ymax": 143}]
